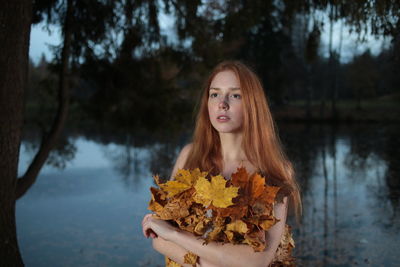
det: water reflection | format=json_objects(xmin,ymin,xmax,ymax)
[
  {"xmin": 16, "ymin": 123, "xmax": 400, "ymax": 266},
  {"xmin": 279, "ymin": 123, "xmax": 400, "ymax": 266},
  {"xmin": 102, "ymin": 134, "xmax": 146, "ymax": 189}
]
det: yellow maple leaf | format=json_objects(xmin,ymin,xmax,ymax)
[
  {"xmin": 160, "ymin": 180, "xmax": 192, "ymax": 198},
  {"xmin": 174, "ymin": 168, "xmax": 208, "ymax": 184},
  {"xmin": 160, "ymin": 168, "xmax": 207, "ymax": 198},
  {"xmin": 194, "ymin": 175, "xmax": 239, "ymax": 208}
]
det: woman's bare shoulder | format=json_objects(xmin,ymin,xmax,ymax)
[{"xmin": 170, "ymin": 143, "xmax": 193, "ymax": 179}]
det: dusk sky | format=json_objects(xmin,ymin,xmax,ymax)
[{"xmin": 29, "ymin": 14, "xmax": 391, "ymax": 65}]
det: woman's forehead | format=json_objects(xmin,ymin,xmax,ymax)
[{"xmin": 210, "ymin": 70, "xmax": 240, "ymax": 89}]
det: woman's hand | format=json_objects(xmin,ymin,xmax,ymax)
[{"xmin": 141, "ymin": 213, "xmax": 180, "ymax": 241}]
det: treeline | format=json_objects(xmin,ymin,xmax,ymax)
[{"xmin": 26, "ymin": 0, "xmax": 400, "ymax": 131}]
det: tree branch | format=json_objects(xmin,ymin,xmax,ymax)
[{"xmin": 16, "ymin": 0, "xmax": 74, "ymax": 200}]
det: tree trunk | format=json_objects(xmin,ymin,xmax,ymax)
[
  {"xmin": 321, "ymin": 4, "xmax": 335, "ymax": 120},
  {"xmin": 16, "ymin": 0, "xmax": 73, "ymax": 199},
  {"xmin": 306, "ymin": 65, "xmax": 313, "ymax": 120},
  {"xmin": 0, "ymin": 1, "xmax": 32, "ymax": 265},
  {"xmin": 331, "ymin": 6, "xmax": 342, "ymax": 121}
]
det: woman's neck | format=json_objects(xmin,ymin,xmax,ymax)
[{"xmin": 219, "ymin": 132, "xmax": 246, "ymax": 163}]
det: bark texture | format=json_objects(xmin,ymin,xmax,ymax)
[{"xmin": 0, "ymin": 0, "xmax": 32, "ymax": 265}]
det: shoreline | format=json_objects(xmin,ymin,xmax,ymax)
[{"xmin": 271, "ymin": 104, "xmax": 400, "ymax": 123}]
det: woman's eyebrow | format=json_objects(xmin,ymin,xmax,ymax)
[{"xmin": 209, "ymin": 87, "xmax": 241, "ymax": 91}]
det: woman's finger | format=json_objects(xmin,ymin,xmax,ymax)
[
  {"xmin": 142, "ymin": 220, "xmax": 151, "ymax": 237},
  {"xmin": 142, "ymin": 213, "xmax": 151, "ymax": 223},
  {"xmin": 141, "ymin": 213, "xmax": 153, "ymax": 228},
  {"xmin": 143, "ymin": 221, "xmax": 157, "ymax": 238},
  {"xmin": 143, "ymin": 223, "xmax": 151, "ymax": 238}
]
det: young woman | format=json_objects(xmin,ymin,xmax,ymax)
[{"xmin": 142, "ymin": 61, "xmax": 301, "ymax": 267}]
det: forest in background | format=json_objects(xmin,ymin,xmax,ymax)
[{"xmin": 26, "ymin": 0, "xmax": 400, "ymax": 140}]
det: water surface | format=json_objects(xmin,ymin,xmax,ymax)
[{"xmin": 16, "ymin": 123, "xmax": 400, "ymax": 266}]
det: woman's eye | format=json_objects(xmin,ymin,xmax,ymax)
[
  {"xmin": 210, "ymin": 93, "xmax": 218, "ymax": 98},
  {"xmin": 231, "ymin": 94, "xmax": 242, "ymax": 99}
]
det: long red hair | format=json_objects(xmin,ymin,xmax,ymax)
[{"xmin": 184, "ymin": 61, "xmax": 302, "ymax": 219}]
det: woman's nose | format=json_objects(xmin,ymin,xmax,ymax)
[{"xmin": 218, "ymin": 98, "xmax": 229, "ymax": 110}]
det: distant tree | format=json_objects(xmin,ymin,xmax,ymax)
[{"xmin": 346, "ymin": 51, "xmax": 379, "ymax": 110}]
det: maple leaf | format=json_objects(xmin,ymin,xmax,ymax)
[
  {"xmin": 148, "ymin": 187, "xmax": 167, "ymax": 213},
  {"xmin": 231, "ymin": 167, "xmax": 280, "ymax": 206},
  {"xmin": 153, "ymin": 175, "xmax": 162, "ymax": 187},
  {"xmin": 148, "ymin": 167, "xmax": 287, "ymax": 256},
  {"xmin": 194, "ymin": 175, "xmax": 239, "ymax": 208},
  {"xmin": 259, "ymin": 217, "xmax": 278, "ymax": 231},
  {"xmin": 160, "ymin": 180, "xmax": 192, "ymax": 198},
  {"xmin": 215, "ymin": 205, "xmax": 248, "ymax": 220},
  {"xmin": 243, "ymin": 231, "xmax": 266, "ymax": 252},
  {"xmin": 258, "ymin": 181, "xmax": 280, "ymax": 205},
  {"xmin": 174, "ymin": 168, "xmax": 208, "ymax": 184},
  {"xmin": 160, "ymin": 169, "xmax": 207, "ymax": 198},
  {"xmin": 155, "ymin": 190, "xmax": 192, "ymax": 220}
]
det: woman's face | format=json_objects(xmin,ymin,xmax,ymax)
[{"xmin": 208, "ymin": 70, "xmax": 244, "ymax": 133}]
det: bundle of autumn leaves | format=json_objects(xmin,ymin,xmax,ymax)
[{"xmin": 148, "ymin": 167, "xmax": 295, "ymax": 266}]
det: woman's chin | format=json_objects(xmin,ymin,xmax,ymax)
[{"xmin": 213, "ymin": 126, "xmax": 242, "ymax": 134}]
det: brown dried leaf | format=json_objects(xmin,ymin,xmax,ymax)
[
  {"xmin": 183, "ymin": 252, "xmax": 198, "ymax": 266},
  {"xmin": 259, "ymin": 217, "xmax": 278, "ymax": 231},
  {"xmin": 194, "ymin": 217, "xmax": 211, "ymax": 235},
  {"xmin": 231, "ymin": 167, "xmax": 280, "ymax": 207},
  {"xmin": 165, "ymin": 257, "xmax": 182, "ymax": 267},
  {"xmin": 205, "ymin": 224, "xmax": 225, "ymax": 243},
  {"xmin": 215, "ymin": 205, "xmax": 248, "ymax": 220},
  {"xmin": 148, "ymin": 187, "xmax": 167, "ymax": 213},
  {"xmin": 272, "ymin": 225, "xmax": 296, "ymax": 266},
  {"xmin": 243, "ymin": 231, "xmax": 266, "ymax": 252},
  {"xmin": 156, "ymin": 190, "xmax": 192, "ymax": 220},
  {"xmin": 153, "ymin": 175, "xmax": 162, "ymax": 187}
]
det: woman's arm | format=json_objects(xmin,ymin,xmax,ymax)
[
  {"xmin": 152, "ymin": 236, "xmax": 219, "ymax": 267},
  {"xmin": 173, "ymin": 197, "xmax": 288, "ymax": 267},
  {"xmin": 143, "ymin": 197, "xmax": 288, "ymax": 267}
]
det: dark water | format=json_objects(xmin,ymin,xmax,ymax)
[{"xmin": 16, "ymin": 123, "xmax": 400, "ymax": 266}]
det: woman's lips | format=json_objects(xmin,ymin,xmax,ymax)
[{"xmin": 217, "ymin": 115, "xmax": 230, "ymax": 122}]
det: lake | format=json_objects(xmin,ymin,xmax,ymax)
[{"xmin": 16, "ymin": 123, "xmax": 400, "ymax": 266}]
